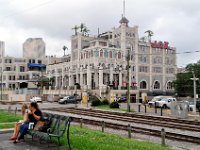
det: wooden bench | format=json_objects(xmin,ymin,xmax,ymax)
[{"xmin": 27, "ymin": 112, "xmax": 72, "ymax": 149}]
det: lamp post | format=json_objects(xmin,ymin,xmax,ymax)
[
  {"xmin": 190, "ymin": 71, "xmax": 199, "ymax": 112},
  {"xmin": 126, "ymin": 49, "xmax": 131, "ymax": 112}
]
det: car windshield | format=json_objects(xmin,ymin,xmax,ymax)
[
  {"xmin": 63, "ymin": 96, "xmax": 70, "ymax": 98},
  {"xmin": 151, "ymin": 97, "xmax": 164, "ymax": 102}
]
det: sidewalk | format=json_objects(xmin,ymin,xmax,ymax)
[{"xmin": 0, "ymin": 129, "xmax": 67, "ymax": 150}]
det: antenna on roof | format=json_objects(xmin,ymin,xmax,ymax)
[{"xmin": 123, "ymin": 0, "xmax": 125, "ymax": 17}]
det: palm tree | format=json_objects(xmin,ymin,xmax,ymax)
[
  {"xmin": 62, "ymin": 46, "xmax": 68, "ymax": 56},
  {"xmin": 145, "ymin": 30, "xmax": 154, "ymax": 41},
  {"xmin": 79, "ymin": 23, "xmax": 86, "ymax": 32},
  {"xmin": 82, "ymin": 27, "xmax": 90, "ymax": 36},
  {"xmin": 72, "ymin": 25, "xmax": 79, "ymax": 35}
]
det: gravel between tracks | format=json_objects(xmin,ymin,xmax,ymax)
[{"xmin": 44, "ymin": 110, "xmax": 200, "ymax": 150}]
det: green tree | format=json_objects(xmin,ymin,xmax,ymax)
[{"xmin": 174, "ymin": 61, "xmax": 200, "ymax": 97}]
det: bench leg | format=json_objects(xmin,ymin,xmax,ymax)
[
  {"xmin": 48, "ymin": 136, "xmax": 51, "ymax": 147},
  {"xmin": 58, "ymin": 137, "xmax": 60, "ymax": 146}
]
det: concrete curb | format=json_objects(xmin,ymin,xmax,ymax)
[{"xmin": 0, "ymin": 128, "xmax": 13, "ymax": 134}]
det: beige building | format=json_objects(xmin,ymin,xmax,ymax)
[
  {"xmin": 0, "ymin": 38, "xmax": 60, "ymax": 90},
  {"xmin": 46, "ymin": 16, "xmax": 177, "ymax": 100},
  {"xmin": 23, "ymin": 38, "xmax": 46, "ymax": 59}
]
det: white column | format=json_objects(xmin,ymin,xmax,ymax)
[
  {"xmin": 87, "ymin": 66, "xmax": 91, "ymax": 89},
  {"xmin": 119, "ymin": 70, "xmax": 122, "ymax": 89},
  {"xmin": 61, "ymin": 68, "xmax": 64, "ymax": 89},
  {"xmin": 69, "ymin": 70, "xmax": 72, "ymax": 87},
  {"xmin": 80, "ymin": 70, "xmax": 83, "ymax": 87},
  {"xmin": 55, "ymin": 69, "xmax": 58, "ymax": 88},
  {"xmin": 110, "ymin": 66, "xmax": 113, "ymax": 84},
  {"xmin": 162, "ymin": 49, "xmax": 166, "ymax": 92},
  {"xmin": 99, "ymin": 66, "xmax": 103, "ymax": 86},
  {"xmin": 76, "ymin": 68, "xmax": 79, "ymax": 84},
  {"xmin": 149, "ymin": 46, "xmax": 153, "ymax": 91}
]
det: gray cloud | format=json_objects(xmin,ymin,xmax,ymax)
[{"xmin": 0, "ymin": 0, "xmax": 200, "ymax": 66}]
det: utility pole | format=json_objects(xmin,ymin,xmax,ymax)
[
  {"xmin": 191, "ymin": 71, "xmax": 199, "ymax": 112},
  {"xmin": 1, "ymin": 70, "xmax": 3, "ymax": 101},
  {"xmin": 127, "ymin": 49, "xmax": 130, "ymax": 112}
]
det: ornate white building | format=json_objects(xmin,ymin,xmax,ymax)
[{"xmin": 46, "ymin": 16, "xmax": 177, "ymax": 100}]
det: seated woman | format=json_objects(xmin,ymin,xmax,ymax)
[
  {"xmin": 14, "ymin": 102, "xmax": 42, "ymax": 143},
  {"xmin": 9, "ymin": 104, "xmax": 29, "ymax": 140}
]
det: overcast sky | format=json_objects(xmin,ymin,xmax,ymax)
[{"xmin": 0, "ymin": 0, "xmax": 200, "ymax": 67}]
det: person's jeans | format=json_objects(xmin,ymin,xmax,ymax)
[{"xmin": 18, "ymin": 122, "xmax": 29, "ymax": 140}]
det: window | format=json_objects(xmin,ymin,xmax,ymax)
[
  {"xmin": 20, "ymin": 66, "xmax": 25, "ymax": 72},
  {"xmin": 139, "ymin": 66, "xmax": 148, "ymax": 72},
  {"xmin": 153, "ymin": 67, "xmax": 162, "ymax": 73},
  {"xmin": 166, "ymin": 68, "xmax": 174, "ymax": 74},
  {"xmin": 91, "ymin": 50, "xmax": 93, "ymax": 57},
  {"xmin": 104, "ymin": 49, "xmax": 108, "ymax": 58},
  {"xmin": 38, "ymin": 60, "xmax": 42, "ymax": 64},
  {"xmin": 109, "ymin": 51, "xmax": 112, "ymax": 58},
  {"xmin": 166, "ymin": 81, "xmax": 173, "ymax": 90},
  {"xmin": 154, "ymin": 81, "xmax": 160, "ymax": 89},
  {"xmin": 32, "ymin": 59, "xmax": 35, "ymax": 63},
  {"xmin": 118, "ymin": 52, "xmax": 121, "ymax": 59},
  {"xmin": 140, "ymin": 81, "xmax": 147, "ymax": 89},
  {"xmin": 86, "ymin": 51, "xmax": 88, "ymax": 58},
  {"xmin": 100, "ymin": 50, "xmax": 103, "ymax": 57}
]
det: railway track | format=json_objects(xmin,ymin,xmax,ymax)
[
  {"xmin": 46, "ymin": 107, "xmax": 200, "ymax": 132},
  {"xmin": 44, "ymin": 107, "xmax": 200, "ymax": 144}
]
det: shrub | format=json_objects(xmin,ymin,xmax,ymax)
[
  {"xmin": 102, "ymin": 99, "xmax": 109, "ymax": 105},
  {"xmin": 91, "ymin": 99, "xmax": 102, "ymax": 106},
  {"xmin": 109, "ymin": 101, "xmax": 119, "ymax": 108}
]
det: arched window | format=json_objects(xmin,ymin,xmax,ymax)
[
  {"xmin": 109, "ymin": 51, "xmax": 112, "ymax": 58},
  {"xmin": 166, "ymin": 81, "xmax": 173, "ymax": 90},
  {"xmin": 118, "ymin": 52, "xmax": 121, "ymax": 59},
  {"xmin": 104, "ymin": 49, "xmax": 108, "ymax": 58},
  {"xmin": 100, "ymin": 50, "xmax": 103, "ymax": 57},
  {"xmin": 140, "ymin": 81, "xmax": 147, "ymax": 89},
  {"xmin": 154, "ymin": 81, "xmax": 160, "ymax": 89},
  {"xmin": 91, "ymin": 50, "xmax": 93, "ymax": 57},
  {"xmin": 86, "ymin": 51, "xmax": 88, "ymax": 58}
]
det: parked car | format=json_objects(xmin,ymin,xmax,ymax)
[
  {"xmin": 189, "ymin": 101, "xmax": 200, "ymax": 112},
  {"xmin": 30, "ymin": 97, "xmax": 42, "ymax": 103},
  {"xmin": 155, "ymin": 98, "xmax": 176, "ymax": 109},
  {"xmin": 58, "ymin": 96, "xmax": 77, "ymax": 104},
  {"xmin": 148, "ymin": 96, "xmax": 168, "ymax": 107},
  {"xmin": 74, "ymin": 94, "xmax": 81, "ymax": 101},
  {"xmin": 116, "ymin": 97, "xmax": 127, "ymax": 103}
]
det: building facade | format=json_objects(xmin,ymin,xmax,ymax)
[
  {"xmin": 46, "ymin": 16, "xmax": 177, "ymax": 99},
  {"xmin": 0, "ymin": 38, "xmax": 60, "ymax": 90}
]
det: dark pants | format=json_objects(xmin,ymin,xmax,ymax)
[{"xmin": 18, "ymin": 122, "xmax": 29, "ymax": 140}]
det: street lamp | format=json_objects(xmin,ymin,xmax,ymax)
[
  {"xmin": 190, "ymin": 71, "xmax": 199, "ymax": 112},
  {"xmin": 126, "ymin": 49, "xmax": 131, "ymax": 112}
]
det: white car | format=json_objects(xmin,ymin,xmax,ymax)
[
  {"xmin": 148, "ymin": 96, "xmax": 167, "ymax": 107},
  {"xmin": 30, "ymin": 97, "xmax": 42, "ymax": 103},
  {"xmin": 155, "ymin": 98, "xmax": 176, "ymax": 109}
]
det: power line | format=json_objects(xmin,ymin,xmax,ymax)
[{"xmin": 1, "ymin": 0, "xmax": 56, "ymax": 24}]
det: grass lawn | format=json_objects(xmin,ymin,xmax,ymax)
[
  {"xmin": 95, "ymin": 104, "xmax": 134, "ymax": 112},
  {"xmin": 0, "ymin": 110, "xmax": 22, "ymax": 129},
  {"xmin": 0, "ymin": 110, "xmax": 22, "ymax": 123},
  {"xmin": 59, "ymin": 125, "xmax": 171, "ymax": 150}
]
